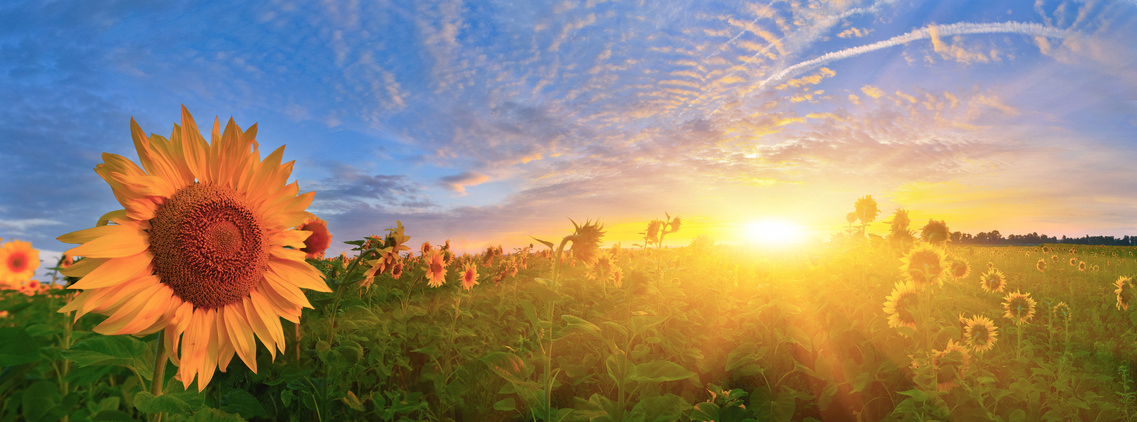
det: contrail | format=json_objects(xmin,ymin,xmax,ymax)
[{"xmin": 757, "ymin": 21, "xmax": 1067, "ymax": 90}]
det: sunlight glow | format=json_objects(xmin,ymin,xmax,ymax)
[{"xmin": 744, "ymin": 219, "xmax": 806, "ymax": 247}]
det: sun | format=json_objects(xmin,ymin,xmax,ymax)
[{"xmin": 743, "ymin": 219, "xmax": 805, "ymax": 247}]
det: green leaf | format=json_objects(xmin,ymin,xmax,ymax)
[
  {"xmin": 601, "ymin": 321, "xmax": 629, "ymax": 338},
  {"xmin": 531, "ymin": 237, "xmax": 555, "ymax": 250},
  {"xmin": 562, "ymin": 315, "xmax": 603, "ymax": 338},
  {"xmin": 482, "ymin": 351, "xmax": 532, "ymax": 386},
  {"xmin": 134, "ymin": 391, "xmax": 199, "ymax": 416},
  {"xmin": 62, "ymin": 335, "xmax": 153, "ymax": 381},
  {"xmin": 690, "ymin": 402, "xmax": 721, "ymax": 422},
  {"xmin": 22, "ymin": 380, "xmax": 61, "ymax": 422},
  {"xmin": 631, "ymin": 360, "xmax": 696, "ymax": 383},
  {"xmin": 630, "ymin": 394, "xmax": 689, "ymax": 422},
  {"xmin": 0, "ymin": 327, "xmax": 40, "ymax": 366},
  {"xmin": 818, "ymin": 382, "xmax": 839, "ymax": 412},
  {"xmin": 493, "ymin": 397, "xmax": 516, "ymax": 411},
  {"xmin": 190, "ymin": 408, "xmax": 245, "ymax": 422},
  {"xmin": 629, "ymin": 315, "xmax": 667, "ymax": 338},
  {"xmin": 90, "ymin": 410, "xmax": 135, "ymax": 421},
  {"xmin": 725, "ymin": 342, "xmax": 767, "ymax": 372},
  {"xmin": 1008, "ymin": 408, "xmax": 1027, "ymax": 422},
  {"xmin": 528, "ymin": 282, "xmax": 563, "ymax": 303},
  {"xmin": 852, "ymin": 372, "xmax": 873, "ymax": 392},
  {"xmin": 221, "ymin": 389, "xmax": 268, "ymax": 418}
]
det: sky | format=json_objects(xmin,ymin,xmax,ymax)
[{"xmin": 2, "ymin": 0, "xmax": 1137, "ymax": 276}]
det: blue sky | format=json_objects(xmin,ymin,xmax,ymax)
[{"xmin": 2, "ymin": 0, "xmax": 1137, "ymax": 276}]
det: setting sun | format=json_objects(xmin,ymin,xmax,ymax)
[{"xmin": 744, "ymin": 219, "xmax": 806, "ymax": 247}]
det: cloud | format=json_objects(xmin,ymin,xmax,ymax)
[
  {"xmin": 758, "ymin": 21, "xmax": 1067, "ymax": 90},
  {"xmin": 861, "ymin": 85, "xmax": 885, "ymax": 99},
  {"xmin": 303, "ymin": 163, "xmax": 433, "ymax": 215},
  {"xmin": 440, "ymin": 171, "xmax": 490, "ymax": 195}
]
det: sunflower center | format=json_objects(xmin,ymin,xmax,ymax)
[
  {"xmin": 8, "ymin": 254, "xmax": 25, "ymax": 271},
  {"xmin": 150, "ymin": 183, "xmax": 268, "ymax": 310}
]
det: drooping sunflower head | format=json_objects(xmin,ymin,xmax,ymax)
[
  {"xmin": 56, "ymin": 107, "xmax": 330, "ymax": 391},
  {"xmin": 949, "ymin": 259, "xmax": 970, "ymax": 280},
  {"xmin": 1052, "ymin": 301, "xmax": 1070, "ymax": 321},
  {"xmin": 0, "ymin": 240, "xmax": 40, "ymax": 288},
  {"xmin": 883, "ymin": 281, "xmax": 920, "ymax": 331},
  {"xmin": 979, "ymin": 268, "xmax": 1006, "ymax": 294},
  {"xmin": 900, "ymin": 244, "xmax": 947, "ymax": 289},
  {"xmin": 1036, "ymin": 259, "xmax": 1046, "ymax": 273},
  {"xmin": 1002, "ymin": 291, "xmax": 1037, "ymax": 325},
  {"xmin": 933, "ymin": 339, "xmax": 970, "ymax": 392},
  {"xmin": 567, "ymin": 218, "xmax": 606, "ymax": 266},
  {"xmin": 1115, "ymin": 276, "xmax": 1134, "ymax": 311},
  {"xmin": 424, "ymin": 249, "xmax": 447, "ymax": 288},
  {"xmin": 963, "ymin": 315, "xmax": 998, "ymax": 354},
  {"xmin": 920, "ymin": 219, "xmax": 950, "ymax": 245},
  {"xmin": 461, "ymin": 261, "xmax": 479, "ymax": 291},
  {"xmin": 296, "ymin": 216, "xmax": 332, "ymax": 260},
  {"xmin": 854, "ymin": 195, "xmax": 880, "ymax": 224}
]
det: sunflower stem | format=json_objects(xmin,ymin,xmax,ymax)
[{"xmin": 149, "ymin": 332, "xmax": 167, "ymax": 422}]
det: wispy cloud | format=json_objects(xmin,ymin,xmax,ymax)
[{"xmin": 759, "ymin": 21, "xmax": 1067, "ymax": 90}]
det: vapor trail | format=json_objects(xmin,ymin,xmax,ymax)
[{"xmin": 758, "ymin": 21, "xmax": 1066, "ymax": 90}]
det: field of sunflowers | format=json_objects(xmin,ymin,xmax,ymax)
[
  {"xmin": 4, "ymin": 222, "xmax": 1137, "ymax": 421},
  {"xmin": 3, "ymin": 110, "xmax": 1137, "ymax": 421}
]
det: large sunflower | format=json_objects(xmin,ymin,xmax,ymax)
[
  {"xmin": 460, "ymin": 260, "xmax": 479, "ymax": 291},
  {"xmin": 0, "ymin": 240, "xmax": 40, "ymax": 288},
  {"xmin": 424, "ymin": 249, "xmax": 448, "ymax": 288},
  {"xmin": 979, "ymin": 268, "xmax": 1006, "ymax": 294},
  {"xmin": 883, "ymin": 281, "xmax": 920, "ymax": 331},
  {"xmin": 899, "ymin": 243, "xmax": 947, "ymax": 289},
  {"xmin": 57, "ymin": 107, "xmax": 330, "ymax": 391},
  {"xmin": 1115, "ymin": 276, "xmax": 1133, "ymax": 311},
  {"xmin": 963, "ymin": 315, "xmax": 998, "ymax": 354},
  {"xmin": 933, "ymin": 339, "xmax": 970, "ymax": 392},
  {"xmin": 1002, "ymin": 291, "xmax": 1037, "ymax": 325}
]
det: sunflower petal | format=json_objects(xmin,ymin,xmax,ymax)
[
  {"xmin": 269, "ymin": 256, "xmax": 331, "ymax": 293},
  {"xmin": 64, "ymin": 224, "xmax": 148, "ymax": 259},
  {"xmin": 59, "ymin": 257, "xmax": 108, "ymax": 278},
  {"xmin": 223, "ymin": 303, "xmax": 258, "ymax": 373},
  {"xmin": 69, "ymin": 252, "xmax": 151, "ymax": 290},
  {"xmin": 244, "ymin": 292, "xmax": 278, "ymax": 361}
]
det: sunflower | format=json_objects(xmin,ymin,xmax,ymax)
[
  {"xmin": 296, "ymin": 216, "xmax": 332, "ymax": 260},
  {"xmin": 1069, "ymin": 257, "xmax": 1077, "ymax": 266},
  {"xmin": 1050, "ymin": 255, "xmax": 1058, "ymax": 262},
  {"xmin": 390, "ymin": 260, "xmax": 404, "ymax": 280},
  {"xmin": 460, "ymin": 261, "xmax": 479, "ymax": 291},
  {"xmin": 948, "ymin": 259, "xmax": 970, "ymax": 279},
  {"xmin": 900, "ymin": 244, "xmax": 948, "ymax": 289},
  {"xmin": 883, "ymin": 281, "xmax": 920, "ymax": 331},
  {"xmin": 1036, "ymin": 259, "xmax": 1046, "ymax": 273},
  {"xmin": 1077, "ymin": 261, "xmax": 1086, "ymax": 272},
  {"xmin": 1002, "ymin": 291, "xmax": 1037, "ymax": 325},
  {"xmin": 979, "ymin": 268, "xmax": 1006, "ymax": 294},
  {"xmin": 920, "ymin": 219, "xmax": 950, "ymax": 245},
  {"xmin": 1115, "ymin": 276, "xmax": 1133, "ymax": 311},
  {"xmin": 568, "ymin": 219, "xmax": 606, "ymax": 266},
  {"xmin": 1, "ymin": 240, "xmax": 40, "ymax": 288},
  {"xmin": 56, "ymin": 108, "xmax": 330, "ymax": 391},
  {"xmin": 933, "ymin": 339, "xmax": 970, "ymax": 392},
  {"xmin": 1041, "ymin": 246, "xmax": 1050, "ymax": 253},
  {"xmin": 963, "ymin": 315, "xmax": 998, "ymax": 354},
  {"xmin": 420, "ymin": 241, "xmax": 432, "ymax": 256},
  {"xmin": 1052, "ymin": 302, "xmax": 1070, "ymax": 321},
  {"xmin": 424, "ymin": 249, "xmax": 447, "ymax": 288},
  {"xmin": 612, "ymin": 267, "xmax": 624, "ymax": 287}
]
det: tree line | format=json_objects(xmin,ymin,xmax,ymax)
[{"xmin": 950, "ymin": 231, "xmax": 1137, "ymax": 246}]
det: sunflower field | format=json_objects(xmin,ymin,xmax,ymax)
[{"xmin": 3, "ymin": 111, "xmax": 1137, "ymax": 421}]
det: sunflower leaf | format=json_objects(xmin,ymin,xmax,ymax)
[
  {"xmin": 61, "ymin": 334, "xmax": 153, "ymax": 381},
  {"xmin": 0, "ymin": 327, "xmax": 40, "ymax": 367}
]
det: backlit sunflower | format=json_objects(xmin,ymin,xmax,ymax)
[
  {"xmin": 1, "ymin": 240, "xmax": 40, "ymax": 288},
  {"xmin": 883, "ymin": 281, "xmax": 920, "ymax": 331},
  {"xmin": 424, "ymin": 249, "xmax": 447, "ymax": 288},
  {"xmin": 963, "ymin": 315, "xmax": 998, "ymax": 354},
  {"xmin": 296, "ymin": 216, "xmax": 331, "ymax": 259},
  {"xmin": 1002, "ymin": 291, "xmax": 1037, "ymax": 325},
  {"xmin": 1115, "ymin": 276, "xmax": 1133, "ymax": 311},
  {"xmin": 56, "ymin": 107, "xmax": 330, "ymax": 391},
  {"xmin": 460, "ymin": 261, "xmax": 479, "ymax": 291},
  {"xmin": 949, "ymin": 259, "xmax": 970, "ymax": 280},
  {"xmin": 979, "ymin": 269, "xmax": 1006, "ymax": 294},
  {"xmin": 1036, "ymin": 259, "xmax": 1046, "ymax": 273},
  {"xmin": 900, "ymin": 244, "xmax": 947, "ymax": 289},
  {"xmin": 933, "ymin": 339, "xmax": 970, "ymax": 392}
]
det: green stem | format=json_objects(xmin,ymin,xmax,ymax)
[
  {"xmin": 544, "ymin": 237, "xmax": 570, "ymax": 422},
  {"xmin": 150, "ymin": 333, "xmax": 167, "ymax": 422}
]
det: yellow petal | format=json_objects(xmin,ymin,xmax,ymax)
[
  {"xmin": 245, "ymin": 291, "xmax": 281, "ymax": 360},
  {"xmin": 269, "ymin": 256, "xmax": 331, "ymax": 293},
  {"xmin": 64, "ymin": 224, "xmax": 148, "ymax": 259},
  {"xmin": 261, "ymin": 271, "xmax": 313, "ymax": 309},
  {"xmin": 69, "ymin": 252, "xmax": 151, "ymax": 290},
  {"xmin": 223, "ymin": 304, "xmax": 258, "ymax": 373},
  {"xmin": 60, "ymin": 257, "xmax": 108, "ymax": 278}
]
